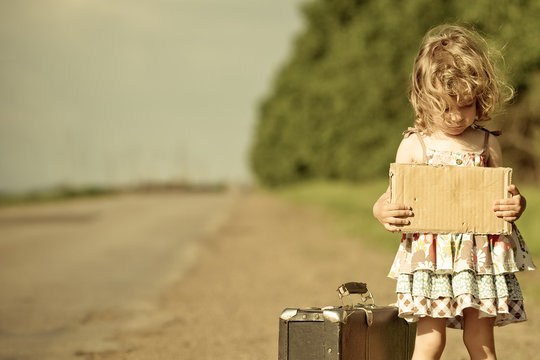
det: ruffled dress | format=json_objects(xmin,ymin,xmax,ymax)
[{"xmin": 388, "ymin": 128, "xmax": 536, "ymax": 329}]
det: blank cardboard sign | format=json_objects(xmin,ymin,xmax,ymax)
[{"xmin": 390, "ymin": 163, "xmax": 512, "ymax": 234}]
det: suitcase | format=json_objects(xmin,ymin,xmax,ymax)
[{"xmin": 278, "ymin": 282, "xmax": 416, "ymax": 360}]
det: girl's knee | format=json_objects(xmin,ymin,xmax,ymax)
[
  {"xmin": 463, "ymin": 328, "xmax": 495, "ymax": 354},
  {"xmin": 463, "ymin": 325, "xmax": 493, "ymax": 345},
  {"xmin": 412, "ymin": 317, "xmax": 446, "ymax": 360},
  {"xmin": 462, "ymin": 309, "xmax": 496, "ymax": 359},
  {"xmin": 414, "ymin": 334, "xmax": 445, "ymax": 359}
]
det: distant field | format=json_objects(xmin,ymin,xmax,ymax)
[
  {"xmin": 277, "ymin": 179, "xmax": 540, "ymax": 257},
  {"xmin": 0, "ymin": 186, "xmax": 116, "ymax": 206},
  {"xmin": 0, "ymin": 182, "xmax": 226, "ymax": 206}
]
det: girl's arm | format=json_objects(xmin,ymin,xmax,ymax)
[
  {"xmin": 494, "ymin": 185, "xmax": 527, "ymax": 222},
  {"xmin": 373, "ymin": 187, "xmax": 413, "ymax": 232},
  {"xmin": 488, "ymin": 134, "xmax": 527, "ymax": 222},
  {"xmin": 372, "ymin": 135, "xmax": 419, "ymax": 232}
]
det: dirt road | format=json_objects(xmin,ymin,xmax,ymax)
[
  {"xmin": 0, "ymin": 191, "xmax": 235, "ymax": 360},
  {"xmin": 87, "ymin": 191, "xmax": 540, "ymax": 360},
  {"xmin": 1, "ymin": 191, "xmax": 539, "ymax": 359}
]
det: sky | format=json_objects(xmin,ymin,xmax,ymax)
[{"xmin": 0, "ymin": 0, "xmax": 305, "ymax": 193}]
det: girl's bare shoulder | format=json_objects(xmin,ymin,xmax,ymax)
[
  {"xmin": 469, "ymin": 127, "xmax": 490, "ymax": 146},
  {"xmin": 486, "ymin": 132, "xmax": 503, "ymax": 167},
  {"xmin": 395, "ymin": 132, "xmax": 424, "ymax": 163},
  {"xmin": 466, "ymin": 127, "xmax": 503, "ymax": 166}
]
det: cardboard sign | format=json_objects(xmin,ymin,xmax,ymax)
[{"xmin": 390, "ymin": 163, "xmax": 512, "ymax": 234}]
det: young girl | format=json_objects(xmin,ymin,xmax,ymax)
[{"xmin": 373, "ymin": 25, "xmax": 536, "ymax": 360}]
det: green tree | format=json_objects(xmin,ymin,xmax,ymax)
[{"xmin": 250, "ymin": 0, "xmax": 540, "ymax": 186}]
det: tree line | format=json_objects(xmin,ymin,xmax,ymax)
[{"xmin": 250, "ymin": 0, "xmax": 540, "ymax": 186}]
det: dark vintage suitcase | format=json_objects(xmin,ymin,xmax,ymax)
[{"xmin": 278, "ymin": 282, "xmax": 415, "ymax": 360}]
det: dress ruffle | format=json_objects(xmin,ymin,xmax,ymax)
[
  {"xmin": 397, "ymin": 293, "xmax": 526, "ymax": 329},
  {"xmin": 396, "ymin": 270, "xmax": 523, "ymax": 300},
  {"xmin": 388, "ymin": 228, "xmax": 535, "ymax": 329},
  {"xmin": 388, "ymin": 226, "xmax": 536, "ymax": 279}
]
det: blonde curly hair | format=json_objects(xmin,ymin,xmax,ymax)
[{"xmin": 409, "ymin": 24, "xmax": 514, "ymax": 133}]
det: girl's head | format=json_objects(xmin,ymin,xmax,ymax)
[{"xmin": 409, "ymin": 24, "xmax": 514, "ymax": 133}]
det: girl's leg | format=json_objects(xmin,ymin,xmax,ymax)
[
  {"xmin": 462, "ymin": 308, "xmax": 497, "ymax": 360},
  {"xmin": 412, "ymin": 317, "xmax": 447, "ymax": 360}
]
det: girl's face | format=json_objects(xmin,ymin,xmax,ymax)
[{"xmin": 433, "ymin": 95, "xmax": 476, "ymax": 136}]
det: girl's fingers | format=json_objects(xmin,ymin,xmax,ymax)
[
  {"xmin": 507, "ymin": 184, "xmax": 520, "ymax": 196},
  {"xmin": 385, "ymin": 224, "xmax": 404, "ymax": 233},
  {"xmin": 494, "ymin": 197, "xmax": 520, "ymax": 205},
  {"xmin": 383, "ymin": 217, "xmax": 410, "ymax": 232},
  {"xmin": 382, "ymin": 204, "xmax": 412, "ymax": 232},
  {"xmin": 494, "ymin": 185, "xmax": 521, "ymax": 207},
  {"xmin": 385, "ymin": 204, "xmax": 412, "ymax": 211},
  {"xmin": 388, "ymin": 209, "xmax": 414, "ymax": 217},
  {"xmin": 387, "ymin": 217, "xmax": 410, "ymax": 225},
  {"xmin": 495, "ymin": 210, "xmax": 518, "ymax": 219},
  {"xmin": 493, "ymin": 204, "xmax": 519, "ymax": 212}
]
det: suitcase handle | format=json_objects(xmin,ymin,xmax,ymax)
[{"xmin": 337, "ymin": 282, "xmax": 375, "ymax": 306}]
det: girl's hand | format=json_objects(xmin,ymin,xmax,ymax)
[
  {"xmin": 373, "ymin": 191, "xmax": 413, "ymax": 233},
  {"xmin": 493, "ymin": 185, "xmax": 526, "ymax": 222}
]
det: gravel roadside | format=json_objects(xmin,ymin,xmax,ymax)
[{"xmin": 88, "ymin": 192, "xmax": 540, "ymax": 360}]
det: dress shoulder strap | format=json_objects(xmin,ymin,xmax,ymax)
[
  {"xmin": 472, "ymin": 124, "xmax": 502, "ymax": 136},
  {"xmin": 402, "ymin": 127, "xmax": 428, "ymax": 163},
  {"xmin": 482, "ymin": 131, "xmax": 490, "ymax": 153},
  {"xmin": 472, "ymin": 124, "xmax": 502, "ymax": 155}
]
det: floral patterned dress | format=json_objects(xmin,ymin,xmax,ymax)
[{"xmin": 388, "ymin": 128, "xmax": 536, "ymax": 329}]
